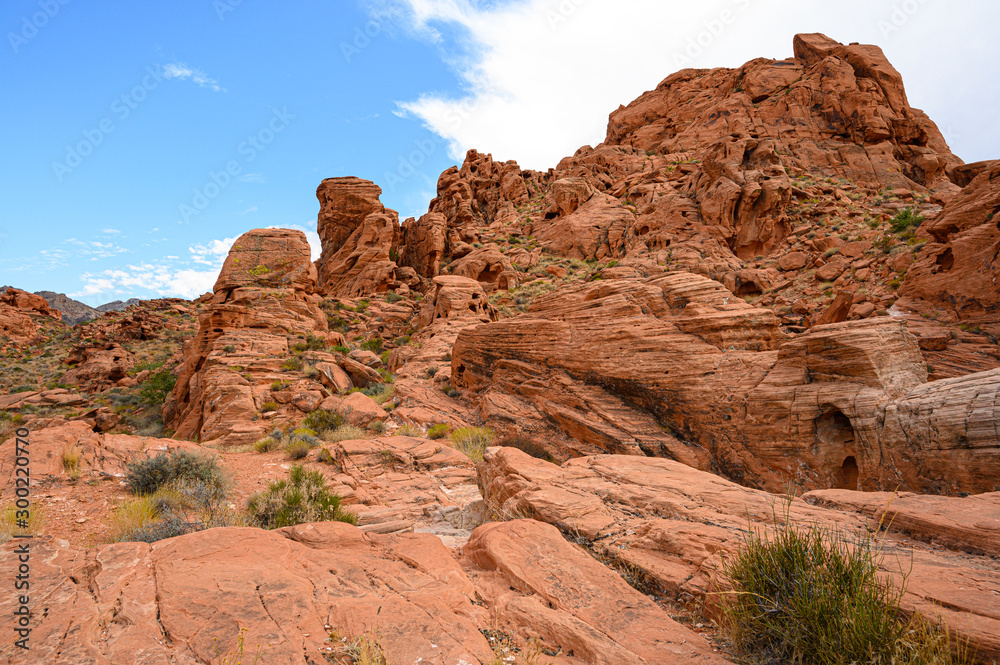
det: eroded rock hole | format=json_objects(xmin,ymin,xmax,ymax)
[
  {"xmin": 815, "ymin": 409, "xmax": 859, "ymax": 489},
  {"xmin": 935, "ymin": 248, "xmax": 955, "ymax": 272},
  {"xmin": 734, "ymin": 281, "xmax": 763, "ymax": 297},
  {"xmin": 838, "ymin": 456, "xmax": 859, "ymax": 490},
  {"xmin": 476, "ymin": 267, "xmax": 501, "ymax": 284}
]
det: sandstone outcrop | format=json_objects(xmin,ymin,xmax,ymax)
[
  {"xmin": 478, "ymin": 447, "xmax": 1000, "ymax": 661},
  {"xmin": 165, "ymin": 228, "xmax": 328, "ymax": 446},
  {"xmin": 452, "ymin": 272, "xmax": 999, "ymax": 494},
  {"xmin": 0, "ymin": 518, "xmax": 732, "ymax": 665},
  {"xmin": 315, "ymin": 177, "xmax": 406, "ymax": 296},
  {"xmin": 61, "ymin": 343, "xmax": 136, "ymax": 390},
  {"xmin": 898, "ymin": 161, "xmax": 1000, "ymax": 333}
]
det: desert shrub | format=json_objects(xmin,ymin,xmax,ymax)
[
  {"xmin": 497, "ymin": 434, "xmax": 553, "ymax": 462},
  {"xmin": 321, "ymin": 424, "xmax": 369, "ymax": 443},
  {"xmin": 364, "ymin": 383, "xmax": 394, "ymax": 405},
  {"xmin": 10, "ymin": 385, "xmax": 35, "ymax": 393},
  {"xmin": 124, "ymin": 449, "xmax": 226, "ymax": 496},
  {"xmin": 246, "ymin": 465, "xmax": 356, "ymax": 529},
  {"xmin": 384, "ymin": 292, "xmax": 403, "ymax": 303},
  {"xmin": 281, "ymin": 356, "xmax": 303, "ymax": 371},
  {"xmin": 316, "ymin": 448, "xmax": 335, "ymax": 464},
  {"xmin": 270, "ymin": 380, "xmax": 288, "ymax": 392},
  {"xmin": 62, "ymin": 445, "xmax": 83, "ymax": 480},
  {"xmin": 393, "ymin": 424, "xmax": 423, "ymax": 437},
  {"xmin": 285, "ymin": 439, "xmax": 311, "ymax": 460},
  {"xmin": 442, "ymin": 386, "xmax": 459, "ymax": 398},
  {"xmin": 139, "ymin": 370, "xmax": 177, "ymax": 405},
  {"xmin": 720, "ymin": 515, "xmax": 970, "ymax": 665},
  {"xmin": 332, "ymin": 344, "xmax": 350, "ymax": 355},
  {"xmin": 222, "ymin": 345, "xmax": 236, "ymax": 353},
  {"xmin": 427, "ymin": 423, "xmax": 450, "ymax": 440},
  {"xmin": 889, "ymin": 207, "xmax": 926, "ymax": 234},
  {"xmin": 254, "ymin": 437, "xmax": 280, "ymax": 453},
  {"xmin": 361, "ymin": 337, "xmax": 384, "ymax": 353},
  {"xmin": 303, "ymin": 409, "xmax": 346, "ymax": 433},
  {"xmin": 260, "ymin": 401, "xmax": 279, "ymax": 412},
  {"xmin": 368, "ymin": 420, "xmax": 387, "ymax": 435},
  {"xmin": 449, "ymin": 427, "xmax": 495, "ymax": 462}
]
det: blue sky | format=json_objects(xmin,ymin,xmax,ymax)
[{"xmin": 2, "ymin": 0, "xmax": 998, "ymax": 306}]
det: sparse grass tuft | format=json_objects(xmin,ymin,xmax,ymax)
[
  {"xmin": 322, "ymin": 424, "xmax": 369, "ymax": 443},
  {"xmin": 303, "ymin": 409, "xmax": 346, "ymax": 433},
  {"xmin": 254, "ymin": 437, "xmax": 280, "ymax": 453},
  {"xmin": 285, "ymin": 439, "xmax": 311, "ymax": 460},
  {"xmin": 449, "ymin": 427, "xmax": 495, "ymax": 462},
  {"xmin": 392, "ymin": 424, "xmax": 423, "ymax": 437}
]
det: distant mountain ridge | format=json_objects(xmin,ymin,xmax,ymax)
[{"xmin": 1, "ymin": 288, "xmax": 146, "ymax": 325}]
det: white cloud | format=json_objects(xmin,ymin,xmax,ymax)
[
  {"xmin": 71, "ymin": 264, "xmax": 218, "ymax": 300},
  {"xmin": 238, "ymin": 205, "xmax": 259, "ymax": 215},
  {"xmin": 162, "ymin": 63, "xmax": 225, "ymax": 92},
  {"xmin": 385, "ymin": 0, "xmax": 1000, "ymax": 168},
  {"xmin": 102, "ymin": 227, "xmax": 121, "ymax": 235},
  {"xmin": 189, "ymin": 236, "xmax": 239, "ymax": 266},
  {"xmin": 238, "ymin": 173, "xmax": 266, "ymax": 184}
]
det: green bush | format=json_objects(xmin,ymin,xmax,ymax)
[
  {"xmin": 393, "ymin": 424, "xmax": 423, "ymax": 437},
  {"xmin": 384, "ymin": 292, "xmax": 403, "ymax": 303},
  {"xmin": 246, "ymin": 465, "xmax": 356, "ymax": 529},
  {"xmin": 124, "ymin": 449, "xmax": 226, "ymax": 496},
  {"xmin": 332, "ymin": 344, "xmax": 350, "ymax": 355},
  {"xmin": 139, "ymin": 371, "xmax": 177, "ymax": 405},
  {"xmin": 360, "ymin": 338, "xmax": 384, "ymax": 353},
  {"xmin": 368, "ymin": 420, "xmax": 387, "ymax": 435},
  {"xmin": 281, "ymin": 356, "xmax": 303, "ymax": 371},
  {"xmin": 316, "ymin": 448, "xmax": 335, "ymax": 464},
  {"xmin": 427, "ymin": 424, "xmax": 450, "ymax": 440},
  {"xmin": 260, "ymin": 401, "xmax": 279, "ymax": 412},
  {"xmin": 720, "ymin": 515, "xmax": 969, "ymax": 665},
  {"xmin": 303, "ymin": 409, "xmax": 346, "ymax": 433},
  {"xmin": 889, "ymin": 207, "xmax": 926, "ymax": 234},
  {"xmin": 449, "ymin": 427, "xmax": 495, "ymax": 462}
]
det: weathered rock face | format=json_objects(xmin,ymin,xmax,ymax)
[
  {"xmin": 0, "ymin": 519, "xmax": 731, "ymax": 665},
  {"xmin": 0, "ymin": 287, "xmax": 61, "ymax": 320},
  {"xmin": 61, "ymin": 343, "xmax": 136, "ymax": 390},
  {"xmin": 315, "ymin": 177, "xmax": 404, "ymax": 296},
  {"xmin": 165, "ymin": 229, "xmax": 328, "ymax": 446},
  {"xmin": 898, "ymin": 161, "xmax": 1000, "ymax": 332},
  {"xmin": 452, "ymin": 271, "xmax": 999, "ymax": 494},
  {"xmin": 478, "ymin": 447, "xmax": 1000, "ymax": 661},
  {"xmin": 448, "ymin": 245, "xmax": 519, "ymax": 291},
  {"xmin": 399, "ymin": 211, "xmax": 447, "ymax": 278}
]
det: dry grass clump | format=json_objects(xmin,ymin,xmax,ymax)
[
  {"xmin": 449, "ymin": 427, "xmax": 495, "ymax": 462},
  {"xmin": 719, "ymin": 514, "xmax": 973, "ymax": 665},
  {"xmin": 392, "ymin": 424, "xmax": 423, "ymax": 438},
  {"xmin": 321, "ymin": 424, "xmax": 369, "ymax": 443},
  {"xmin": 62, "ymin": 444, "xmax": 83, "ymax": 480},
  {"xmin": 0, "ymin": 504, "xmax": 45, "ymax": 544}
]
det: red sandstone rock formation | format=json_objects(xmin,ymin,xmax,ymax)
[
  {"xmin": 452, "ymin": 273, "xmax": 999, "ymax": 494},
  {"xmin": 898, "ymin": 161, "xmax": 1000, "ymax": 333},
  {"xmin": 165, "ymin": 228, "xmax": 328, "ymax": 446}
]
